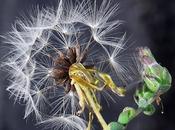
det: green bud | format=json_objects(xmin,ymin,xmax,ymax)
[
  {"xmin": 144, "ymin": 77, "xmax": 159, "ymax": 93},
  {"xmin": 118, "ymin": 107, "xmax": 136, "ymax": 125},
  {"xmin": 137, "ymin": 98, "xmax": 149, "ymax": 108},
  {"xmin": 143, "ymin": 91, "xmax": 154, "ymax": 100},
  {"xmin": 138, "ymin": 47, "xmax": 172, "ymax": 94},
  {"xmin": 159, "ymin": 67, "xmax": 172, "ymax": 93},
  {"xmin": 108, "ymin": 122, "xmax": 125, "ymax": 130},
  {"xmin": 143, "ymin": 104, "xmax": 155, "ymax": 116},
  {"xmin": 134, "ymin": 86, "xmax": 154, "ymax": 108}
]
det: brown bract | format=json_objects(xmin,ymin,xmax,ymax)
[{"xmin": 52, "ymin": 44, "xmax": 88, "ymax": 93}]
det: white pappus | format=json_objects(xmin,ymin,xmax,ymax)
[{"xmin": 1, "ymin": 0, "xmax": 138, "ymax": 130}]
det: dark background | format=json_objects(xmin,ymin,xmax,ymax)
[{"xmin": 0, "ymin": 0, "xmax": 175, "ymax": 130}]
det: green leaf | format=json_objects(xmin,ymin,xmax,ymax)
[{"xmin": 118, "ymin": 107, "xmax": 136, "ymax": 125}]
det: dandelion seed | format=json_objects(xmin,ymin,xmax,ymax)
[{"xmin": 39, "ymin": 114, "xmax": 87, "ymax": 130}]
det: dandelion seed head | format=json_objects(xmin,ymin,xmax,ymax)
[{"xmin": 1, "ymin": 0, "xmax": 139, "ymax": 129}]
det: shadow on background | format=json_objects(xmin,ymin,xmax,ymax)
[{"xmin": 0, "ymin": 0, "xmax": 174, "ymax": 130}]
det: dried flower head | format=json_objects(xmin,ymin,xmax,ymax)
[
  {"xmin": 51, "ymin": 43, "xmax": 89, "ymax": 93},
  {"xmin": 1, "ymin": 0, "xmax": 137, "ymax": 129}
]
